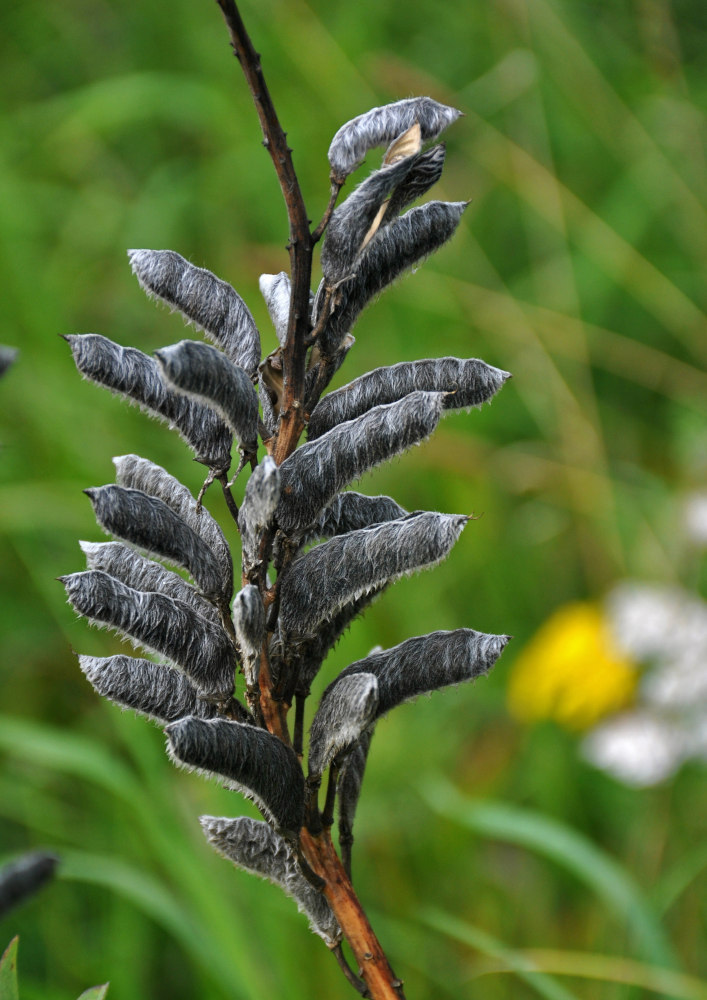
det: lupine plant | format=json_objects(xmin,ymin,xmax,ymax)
[{"xmin": 60, "ymin": 3, "xmax": 510, "ymax": 996}]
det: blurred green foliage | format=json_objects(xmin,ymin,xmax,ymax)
[{"xmin": 1, "ymin": 0, "xmax": 706, "ymax": 997}]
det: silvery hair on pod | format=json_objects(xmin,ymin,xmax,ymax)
[
  {"xmin": 279, "ymin": 512, "xmax": 468, "ymax": 638},
  {"xmin": 60, "ymin": 570, "xmax": 236, "ymax": 698},
  {"xmin": 155, "ymin": 340, "xmax": 259, "ymax": 454},
  {"xmin": 327, "ymin": 97, "xmax": 461, "ymax": 180},
  {"xmin": 308, "ymin": 357, "xmax": 511, "ymax": 440},
  {"xmin": 128, "ymin": 249, "xmax": 261, "ymax": 378},
  {"xmin": 113, "ymin": 453, "xmax": 233, "ymax": 597},
  {"xmin": 259, "ymin": 272, "xmax": 291, "ymax": 346},
  {"xmin": 276, "ymin": 390, "xmax": 444, "ymax": 533},
  {"xmin": 64, "ymin": 333, "xmax": 232, "ymax": 470},
  {"xmin": 84, "ymin": 484, "xmax": 228, "ymax": 602},
  {"xmin": 239, "ymin": 456, "xmax": 281, "ymax": 570},
  {"xmin": 166, "ymin": 717, "xmax": 305, "ymax": 836},
  {"xmin": 233, "ymin": 584, "xmax": 265, "ymax": 691},
  {"xmin": 308, "ymin": 673, "xmax": 379, "ymax": 779},
  {"xmin": 381, "ymin": 143, "xmax": 446, "ymax": 224},
  {"xmin": 200, "ymin": 816, "xmax": 341, "ymax": 945}
]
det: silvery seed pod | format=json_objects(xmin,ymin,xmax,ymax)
[
  {"xmin": 128, "ymin": 248, "xmax": 261, "ymax": 377},
  {"xmin": 308, "ymin": 673, "xmax": 379, "ymax": 779}
]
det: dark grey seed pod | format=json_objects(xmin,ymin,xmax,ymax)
[
  {"xmin": 277, "ymin": 390, "xmax": 444, "ymax": 533},
  {"xmin": 113, "ymin": 454, "xmax": 233, "ymax": 598},
  {"xmin": 381, "ymin": 143, "xmax": 447, "ymax": 224},
  {"xmin": 200, "ymin": 816, "xmax": 341, "ymax": 944},
  {"xmin": 304, "ymin": 334, "xmax": 355, "ymax": 407},
  {"xmin": 155, "ymin": 340, "xmax": 259, "ymax": 454},
  {"xmin": 80, "ymin": 540, "xmax": 221, "ymax": 625},
  {"xmin": 259, "ymin": 272, "xmax": 291, "ymax": 346},
  {"xmin": 308, "ymin": 673, "xmax": 379, "ymax": 779},
  {"xmin": 0, "ymin": 851, "xmax": 59, "ymax": 919},
  {"xmin": 78, "ymin": 654, "xmax": 221, "ymax": 724},
  {"xmin": 239, "ymin": 457, "xmax": 281, "ymax": 568},
  {"xmin": 308, "ymin": 357, "xmax": 510, "ymax": 440},
  {"xmin": 61, "ymin": 571, "xmax": 235, "ymax": 697},
  {"xmin": 315, "ymin": 201, "xmax": 467, "ymax": 355},
  {"xmin": 0, "ymin": 346, "xmax": 18, "ymax": 378},
  {"xmin": 336, "ymin": 628, "xmax": 511, "ymax": 718},
  {"xmin": 302, "ymin": 492, "xmax": 408, "ymax": 545},
  {"xmin": 338, "ymin": 727, "xmax": 374, "ymax": 847},
  {"xmin": 64, "ymin": 333, "xmax": 232, "ymax": 469},
  {"xmin": 166, "ymin": 717, "xmax": 305, "ymax": 836},
  {"xmin": 328, "ymin": 97, "xmax": 461, "ymax": 180},
  {"xmin": 279, "ymin": 512, "xmax": 467, "ymax": 638},
  {"xmin": 233, "ymin": 585, "xmax": 265, "ymax": 658},
  {"xmin": 321, "ymin": 155, "xmax": 419, "ymax": 283},
  {"xmin": 128, "ymin": 249, "xmax": 261, "ymax": 377},
  {"xmin": 85, "ymin": 485, "xmax": 227, "ymax": 601}
]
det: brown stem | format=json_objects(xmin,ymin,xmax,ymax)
[
  {"xmin": 301, "ymin": 829, "xmax": 406, "ymax": 1000},
  {"xmin": 216, "ymin": 0, "xmax": 313, "ymax": 468}
]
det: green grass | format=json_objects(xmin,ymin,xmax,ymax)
[{"xmin": 1, "ymin": 0, "xmax": 706, "ymax": 997}]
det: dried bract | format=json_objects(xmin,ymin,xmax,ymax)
[
  {"xmin": 128, "ymin": 248, "xmax": 261, "ymax": 377},
  {"xmin": 200, "ymin": 816, "xmax": 341, "ymax": 944},
  {"xmin": 166, "ymin": 717, "xmax": 305, "ymax": 835}
]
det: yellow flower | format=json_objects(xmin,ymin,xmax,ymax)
[{"xmin": 508, "ymin": 602, "xmax": 637, "ymax": 731}]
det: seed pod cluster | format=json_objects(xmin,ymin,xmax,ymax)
[{"xmin": 63, "ymin": 95, "xmax": 511, "ymax": 958}]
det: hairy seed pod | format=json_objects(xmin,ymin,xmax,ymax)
[
  {"xmin": 239, "ymin": 457, "xmax": 281, "ymax": 568},
  {"xmin": 155, "ymin": 340, "xmax": 259, "ymax": 454},
  {"xmin": 336, "ymin": 628, "xmax": 511, "ymax": 717},
  {"xmin": 279, "ymin": 512, "xmax": 468, "ymax": 637},
  {"xmin": 321, "ymin": 154, "xmax": 419, "ymax": 283},
  {"xmin": 304, "ymin": 334, "xmax": 355, "ymax": 408},
  {"xmin": 233, "ymin": 585, "xmax": 265, "ymax": 691},
  {"xmin": 328, "ymin": 97, "xmax": 461, "ymax": 181},
  {"xmin": 166, "ymin": 717, "xmax": 305, "ymax": 836},
  {"xmin": 277, "ymin": 391, "xmax": 444, "ymax": 533},
  {"xmin": 300, "ymin": 492, "xmax": 408, "ymax": 546},
  {"xmin": 113, "ymin": 454, "xmax": 233, "ymax": 598},
  {"xmin": 78, "ymin": 654, "xmax": 223, "ymax": 724},
  {"xmin": 128, "ymin": 249, "xmax": 261, "ymax": 377},
  {"xmin": 308, "ymin": 673, "xmax": 379, "ymax": 779},
  {"xmin": 200, "ymin": 816, "xmax": 341, "ymax": 944},
  {"xmin": 0, "ymin": 852, "xmax": 59, "ymax": 919},
  {"xmin": 308, "ymin": 357, "xmax": 511, "ymax": 439},
  {"xmin": 259, "ymin": 370, "xmax": 279, "ymax": 437},
  {"xmin": 64, "ymin": 333, "xmax": 232, "ymax": 469},
  {"xmin": 85, "ymin": 485, "xmax": 227, "ymax": 601},
  {"xmin": 80, "ymin": 540, "xmax": 221, "ymax": 625},
  {"xmin": 61, "ymin": 571, "xmax": 235, "ymax": 697},
  {"xmin": 314, "ymin": 201, "xmax": 467, "ymax": 355},
  {"xmin": 337, "ymin": 727, "xmax": 374, "ymax": 874},
  {"xmin": 381, "ymin": 143, "xmax": 446, "ymax": 224},
  {"xmin": 259, "ymin": 272, "xmax": 291, "ymax": 346},
  {"xmin": 0, "ymin": 346, "xmax": 18, "ymax": 378}
]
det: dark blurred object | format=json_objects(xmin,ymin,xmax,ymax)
[
  {"xmin": 0, "ymin": 347, "xmax": 17, "ymax": 379},
  {"xmin": 0, "ymin": 851, "xmax": 59, "ymax": 919}
]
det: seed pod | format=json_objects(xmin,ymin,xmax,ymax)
[
  {"xmin": 85, "ymin": 485, "xmax": 227, "ymax": 601},
  {"xmin": 155, "ymin": 340, "xmax": 259, "ymax": 454},
  {"xmin": 239, "ymin": 457, "xmax": 281, "ymax": 569},
  {"xmin": 166, "ymin": 717, "xmax": 305, "ymax": 836},
  {"xmin": 337, "ymin": 727, "xmax": 374, "ymax": 876},
  {"xmin": 308, "ymin": 357, "xmax": 511, "ymax": 440},
  {"xmin": 335, "ymin": 628, "xmax": 511, "ymax": 717},
  {"xmin": 308, "ymin": 673, "xmax": 379, "ymax": 779},
  {"xmin": 0, "ymin": 852, "xmax": 59, "ymax": 919},
  {"xmin": 200, "ymin": 816, "xmax": 341, "ymax": 944},
  {"xmin": 128, "ymin": 248, "xmax": 261, "ymax": 377},
  {"xmin": 277, "ymin": 390, "xmax": 444, "ymax": 533},
  {"xmin": 80, "ymin": 540, "xmax": 220, "ymax": 625},
  {"xmin": 279, "ymin": 512, "xmax": 468, "ymax": 637},
  {"xmin": 61, "ymin": 570, "xmax": 236, "ymax": 697},
  {"xmin": 0, "ymin": 346, "xmax": 18, "ymax": 378},
  {"xmin": 304, "ymin": 333, "xmax": 355, "ymax": 407},
  {"xmin": 308, "ymin": 492, "xmax": 408, "ymax": 542},
  {"xmin": 381, "ymin": 143, "xmax": 446, "ymax": 224},
  {"xmin": 78, "ymin": 654, "xmax": 222, "ymax": 724},
  {"xmin": 321, "ymin": 154, "xmax": 419, "ymax": 283},
  {"xmin": 328, "ymin": 97, "xmax": 461, "ymax": 181},
  {"xmin": 113, "ymin": 454, "xmax": 233, "ymax": 599},
  {"xmin": 259, "ymin": 370, "xmax": 279, "ymax": 437},
  {"xmin": 314, "ymin": 201, "xmax": 467, "ymax": 355},
  {"xmin": 233, "ymin": 585, "xmax": 265, "ymax": 691},
  {"xmin": 259, "ymin": 272, "xmax": 291, "ymax": 346},
  {"xmin": 64, "ymin": 333, "xmax": 232, "ymax": 469}
]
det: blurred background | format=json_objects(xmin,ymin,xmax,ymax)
[{"xmin": 1, "ymin": 0, "xmax": 706, "ymax": 997}]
